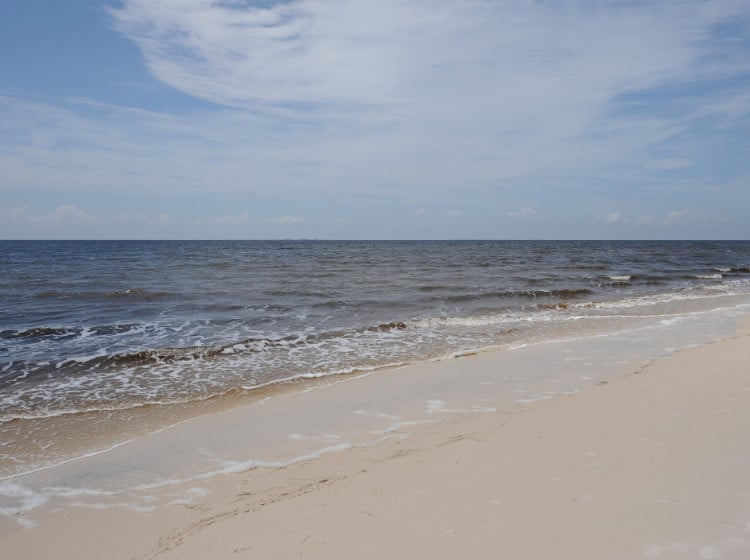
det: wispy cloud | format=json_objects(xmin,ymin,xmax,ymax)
[
  {"xmin": 109, "ymin": 1, "xmax": 750, "ymax": 113},
  {"xmin": 2, "ymin": 1, "xmax": 750, "ymax": 238},
  {"xmin": 636, "ymin": 214, "xmax": 657, "ymax": 225},
  {"xmin": 105, "ymin": 0, "xmax": 750, "ymax": 195},
  {"xmin": 597, "ymin": 211, "xmax": 624, "ymax": 224},
  {"xmin": 7, "ymin": 2, "xmax": 750, "ymax": 198},
  {"xmin": 115, "ymin": 211, "xmax": 170, "ymax": 224},
  {"xmin": 667, "ymin": 208, "xmax": 690, "ymax": 224},
  {"xmin": 606, "ymin": 209, "xmax": 696, "ymax": 227},
  {"xmin": 4, "ymin": 204, "xmax": 102, "ymax": 226}
]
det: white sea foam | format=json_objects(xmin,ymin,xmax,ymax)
[
  {"xmin": 570, "ymin": 285, "xmax": 747, "ymax": 311},
  {"xmin": 412, "ymin": 315, "xmax": 518, "ymax": 328},
  {"xmin": 128, "ymin": 437, "xmax": 399, "ymax": 494},
  {"xmin": 353, "ymin": 409, "xmax": 400, "ymax": 421},
  {"xmin": 0, "ymin": 482, "xmax": 49, "ymax": 526},
  {"xmin": 67, "ymin": 501, "xmax": 157, "ymax": 513},
  {"xmin": 514, "ymin": 389, "xmax": 579, "ymax": 405},
  {"xmin": 288, "ymin": 432, "xmax": 342, "ymax": 442},
  {"xmin": 427, "ymin": 400, "xmax": 446, "ymax": 414},
  {"xmin": 608, "ymin": 275, "xmax": 632, "ymax": 281},
  {"xmin": 166, "ymin": 487, "xmax": 209, "ymax": 506},
  {"xmin": 0, "ymin": 438, "xmax": 137, "ymax": 482},
  {"xmin": 371, "ymin": 419, "xmax": 438, "ymax": 435},
  {"xmin": 695, "ymin": 274, "xmax": 722, "ymax": 279},
  {"xmin": 426, "ymin": 399, "xmax": 497, "ymax": 414},
  {"xmin": 16, "ymin": 516, "xmax": 39, "ymax": 528},
  {"xmin": 514, "ymin": 395, "xmax": 554, "ymax": 404}
]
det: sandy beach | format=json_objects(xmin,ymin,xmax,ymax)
[{"xmin": 2, "ymin": 316, "xmax": 749, "ymax": 559}]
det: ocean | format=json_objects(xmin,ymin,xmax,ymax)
[{"xmin": 2, "ymin": 240, "xmax": 750, "ymax": 521}]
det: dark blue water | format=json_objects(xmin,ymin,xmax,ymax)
[{"xmin": 2, "ymin": 240, "xmax": 750, "ymax": 420}]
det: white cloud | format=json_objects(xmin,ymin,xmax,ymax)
[
  {"xmin": 115, "ymin": 211, "xmax": 171, "ymax": 225},
  {"xmin": 447, "ymin": 210, "xmax": 463, "ymax": 217},
  {"xmin": 8, "ymin": 204, "xmax": 102, "ymax": 226},
  {"xmin": 2, "ymin": 2, "xmax": 749, "ymax": 238},
  {"xmin": 4, "ymin": 0, "xmax": 750, "ymax": 208},
  {"xmin": 667, "ymin": 208, "xmax": 689, "ymax": 224},
  {"xmin": 104, "ymin": 0, "xmax": 750, "ymax": 196},
  {"xmin": 110, "ymin": 0, "xmax": 422, "ymax": 108},
  {"xmin": 630, "ymin": 208, "xmax": 693, "ymax": 227},
  {"xmin": 10, "ymin": 206, "xmax": 29, "ymax": 223},
  {"xmin": 597, "ymin": 211, "xmax": 624, "ymax": 224},
  {"xmin": 109, "ymin": 0, "xmax": 750, "ymax": 113},
  {"xmin": 506, "ymin": 207, "xmax": 536, "ymax": 218},
  {"xmin": 636, "ymin": 214, "xmax": 657, "ymax": 225}
]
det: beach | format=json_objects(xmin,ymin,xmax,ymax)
[
  {"xmin": 3, "ymin": 0, "xmax": 750, "ymax": 553},
  {"xmin": 4, "ymin": 315, "xmax": 750, "ymax": 559}
]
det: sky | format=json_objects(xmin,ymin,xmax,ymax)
[{"xmin": 0, "ymin": 0, "xmax": 749, "ymax": 240}]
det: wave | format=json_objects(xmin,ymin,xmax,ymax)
[
  {"xmin": 0, "ymin": 357, "xmax": 418, "ymax": 424},
  {"xmin": 613, "ymin": 273, "xmax": 669, "ymax": 285},
  {"xmin": 1, "ymin": 319, "xmax": 413, "ymax": 380},
  {"xmin": 3, "ymin": 282, "xmax": 750, "ymax": 425},
  {"xmin": 367, "ymin": 321, "xmax": 408, "ymax": 332},
  {"xmin": 695, "ymin": 274, "xmax": 722, "ymax": 280},
  {"xmin": 263, "ymin": 289, "xmax": 333, "ymax": 298},
  {"xmin": 561, "ymin": 264, "xmax": 611, "ymax": 271},
  {"xmin": 432, "ymin": 288, "xmax": 594, "ymax": 303},
  {"xmin": 1, "ymin": 324, "xmax": 141, "ymax": 342},
  {"xmin": 8, "ymin": 277, "xmax": 749, "ymax": 382},
  {"xmin": 0, "ymin": 327, "xmax": 78, "ymax": 340},
  {"xmin": 306, "ymin": 288, "xmax": 596, "ymax": 310},
  {"xmin": 570, "ymin": 283, "xmax": 750, "ymax": 310},
  {"xmin": 536, "ymin": 302, "xmax": 571, "ymax": 310},
  {"xmin": 416, "ymin": 285, "xmax": 461, "ymax": 292}
]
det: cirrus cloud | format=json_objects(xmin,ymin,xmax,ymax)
[
  {"xmin": 2, "ymin": 1, "xmax": 749, "ymax": 239},
  {"xmin": 4, "ymin": 204, "xmax": 102, "ymax": 226}
]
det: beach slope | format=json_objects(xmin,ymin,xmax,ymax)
[{"xmin": 6, "ymin": 325, "xmax": 750, "ymax": 559}]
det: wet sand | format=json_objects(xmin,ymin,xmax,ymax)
[{"xmin": 4, "ymin": 318, "xmax": 750, "ymax": 559}]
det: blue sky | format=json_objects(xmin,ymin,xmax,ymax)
[{"xmin": 1, "ymin": 0, "xmax": 749, "ymax": 239}]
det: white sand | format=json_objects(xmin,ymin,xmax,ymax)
[{"xmin": 4, "ymin": 321, "xmax": 750, "ymax": 559}]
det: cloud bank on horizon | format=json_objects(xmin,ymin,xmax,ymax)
[{"xmin": 1, "ymin": 0, "xmax": 749, "ymax": 239}]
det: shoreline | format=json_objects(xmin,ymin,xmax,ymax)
[
  {"xmin": 3, "ymin": 314, "xmax": 750, "ymax": 558},
  {"xmin": 3, "ymin": 296, "xmax": 747, "ymax": 485}
]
